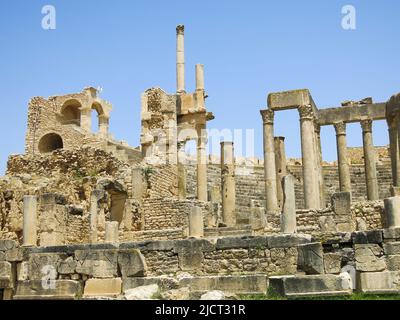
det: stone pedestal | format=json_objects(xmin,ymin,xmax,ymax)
[
  {"xmin": 334, "ymin": 122, "xmax": 351, "ymax": 193},
  {"xmin": 188, "ymin": 207, "xmax": 204, "ymax": 238},
  {"xmin": 260, "ymin": 109, "xmax": 278, "ymax": 213},
  {"xmin": 384, "ymin": 196, "xmax": 400, "ymax": 228},
  {"xmin": 298, "ymin": 105, "xmax": 320, "ymax": 209},
  {"xmin": 281, "ymin": 175, "xmax": 296, "ymax": 234},
  {"xmin": 221, "ymin": 141, "xmax": 236, "ymax": 226},
  {"xmin": 361, "ymin": 120, "xmax": 379, "ymax": 200},
  {"xmin": 105, "ymin": 221, "xmax": 119, "ymax": 243},
  {"xmin": 23, "ymin": 195, "xmax": 37, "ymax": 247}
]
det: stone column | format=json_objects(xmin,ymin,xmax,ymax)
[
  {"xmin": 197, "ymin": 126, "xmax": 208, "ymax": 201},
  {"xmin": 221, "ymin": 141, "xmax": 236, "ymax": 226},
  {"xmin": 176, "ymin": 25, "xmax": 185, "ymax": 94},
  {"xmin": 384, "ymin": 196, "xmax": 400, "ymax": 228},
  {"xmin": 131, "ymin": 167, "xmax": 144, "ymax": 204},
  {"xmin": 188, "ymin": 206, "xmax": 204, "ymax": 238},
  {"xmin": 274, "ymin": 137, "xmax": 287, "ymax": 209},
  {"xmin": 105, "ymin": 221, "xmax": 119, "ymax": 243},
  {"xmin": 98, "ymin": 115, "xmax": 109, "ymax": 138},
  {"xmin": 195, "ymin": 64, "xmax": 204, "ymax": 92},
  {"xmin": 387, "ymin": 115, "xmax": 400, "ymax": 187},
  {"xmin": 260, "ymin": 109, "xmax": 279, "ymax": 213},
  {"xmin": 89, "ymin": 191, "xmax": 101, "ymax": 244},
  {"xmin": 177, "ymin": 142, "xmax": 187, "ymax": 200},
  {"xmin": 361, "ymin": 120, "xmax": 379, "ymax": 200},
  {"xmin": 23, "ymin": 195, "xmax": 37, "ymax": 247},
  {"xmin": 314, "ymin": 124, "xmax": 325, "ymax": 206},
  {"xmin": 80, "ymin": 108, "xmax": 92, "ymax": 132},
  {"xmin": 281, "ymin": 175, "xmax": 296, "ymax": 234},
  {"xmin": 298, "ymin": 105, "xmax": 320, "ymax": 209},
  {"xmin": 334, "ymin": 122, "xmax": 351, "ymax": 193}
]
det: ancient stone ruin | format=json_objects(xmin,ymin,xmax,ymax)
[{"xmin": 1, "ymin": 25, "xmax": 400, "ymax": 300}]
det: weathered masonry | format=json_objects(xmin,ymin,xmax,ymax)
[{"xmin": 1, "ymin": 25, "xmax": 400, "ymax": 300}]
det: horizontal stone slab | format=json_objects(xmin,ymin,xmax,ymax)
[
  {"xmin": 352, "ymin": 230, "xmax": 383, "ymax": 244},
  {"xmin": 357, "ymin": 271, "xmax": 400, "ymax": 294},
  {"xmin": 84, "ymin": 278, "xmax": 122, "ymax": 297},
  {"xmin": 215, "ymin": 236, "xmax": 268, "ymax": 250},
  {"xmin": 123, "ymin": 277, "xmax": 179, "ymax": 292},
  {"xmin": 25, "ymin": 243, "xmax": 119, "ymax": 255},
  {"xmin": 267, "ymin": 234, "xmax": 312, "ymax": 248},
  {"xmin": 267, "ymin": 89, "xmax": 312, "ymax": 110},
  {"xmin": 383, "ymin": 228, "xmax": 400, "ymax": 240},
  {"xmin": 269, "ymin": 274, "xmax": 353, "ymax": 298},
  {"xmin": 13, "ymin": 280, "xmax": 82, "ymax": 300},
  {"xmin": 179, "ymin": 275, "xmax": 267, "ymax": 294}
]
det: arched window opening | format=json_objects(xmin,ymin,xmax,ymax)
[{"xmin": 38, "ymin": 133, "xmax": 63, "ymax": 153}]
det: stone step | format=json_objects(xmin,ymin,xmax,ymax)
[{"xmin": 268, "ymin": 274, "xmax": 353, "ymax": 299}]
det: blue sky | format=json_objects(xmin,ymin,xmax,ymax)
[{"xmin": 0, "ymin": 0, "xmax": 399, "ymax": 174}]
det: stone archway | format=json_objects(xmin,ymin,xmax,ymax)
[{"xmin": 38, "ymin": 133, "xmax": 63, "ymax": 153}]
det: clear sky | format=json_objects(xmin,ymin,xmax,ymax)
[{"xmin": 0, "ymin": 0, "xmax": 399, "ymax": 174}]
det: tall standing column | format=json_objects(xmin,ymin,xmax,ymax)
[
  {"xmin": 197, "ymin": 126, "xmax": 208, "ymax": 201},
  {"xmin": 23, "ymin": 195, "xmax": 37, "ymax": 247},
  {"xmin": 334, "ymin": 122, "xmax": 352, "ymax": 193},
  {"xmin": 98, "ymin": 115, "xmax": 109, "ymax": 138},
  {"xmin": 221, "ymin": 141, "xmax": 236, "ymax": 226},
  {"xmin": 361, "ymin": 120, "xmax": 379, "ymax": 200},
  {"xmin": 260, "ymin": 109, "xmax": 279, "ymax": 213},
  {"xmin": 298, "ymin": 105, "xmax": 320, "ymax": 209},
  {"xmin": 176, "ymin": 25, "xmax": 185, "ymax": 94},
  {"xmin": 314, "ymin": 124, "xmax": 325, "ymax": 206},
  {"xmin": 274, "ymin": 137, "xmax": 287, "ymax": 209},
  {"xmin": 387, "ymin": 115, "xmax": 400, "ymax": 186}
]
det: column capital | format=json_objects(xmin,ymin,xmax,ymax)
[
  {"xmin": 298, "ymin": 104, "xmax": 314, "ymax": 121},
  {"xmin": 260, "ymin": 109, "xmax": 274, "ymax": 124},
  {"xmin": 360, "ymin": 119, "xmax": 373, "ymax": 133},
  {"xmin": 334, "ymin": 121, "xmax": 347, "ymax": 136},
  {"xmin": 176, "ymin": 24, "xmax": 184, "ymax": 35}
]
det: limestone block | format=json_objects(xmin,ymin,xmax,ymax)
[
  {"xmin": 267, "ymin": 234, "xmax": 311, "ymax": 249},
  {"xmin": 174, "ymin": 239, "xmax": 215, "ymax": 271},
  {"xmin": 13, "ymin": 280, "xmax": 82, "ymax": 300},
  {"xmin": 331, "ymin": 192, "xmax": 351, "ymax": 216},
  {"xmin": 249, "ymin": 207, "xmax": 267, "ymax": 231},
  {"xmin": 324, "ymin": 253, "xmax": 342, "ymax": 274},
  {"xmin": 0, "ymin": 261, "xmax": 13, "ymax": 288},
  {"xmin": 298, "ymin": 243, "xmax": 325, "ymax": 275},
  {"xmin": 341, "ymin": 265, "xmax": 356, "ymax": 289},
  {"xmin": 383, "ymin": 227, "xmax": 400, "ymax": 240},
  {"xmin": 354, "ymin": 244, "xmax": 386, "ymax": 272},
  {"xmin": 58, "ymin": 256, "xmax": 77, "ymax": 275},
  {"xmin": 0, "ymin": 240, "xmax": 18, "ymax": 251},
  {"xmin": 384, "ymin": 242, "xmax": 400, "ymax": 255},
  {"xmin": 318, "ymin": 216, "xmax": 337, "ymax": 232},
  {"xmin": 28, "ymin": 253, "xmax": 67, "ymax": 280},
  {"xmin": 267, "ymin": 89, "xmax": 311, "ymax": 111},
  {"xmin": 384, "ymin": 196, "xmax": 400, "ymax": 228},
  {"xmin": 124, "ymin": 284, "xmax": 159, "ymax": 300},
  {"xmin": 117, "ymin": 249, "xmax": 147, "ymax": 277},
  {"xmin": 0, "ymin": 251, "xmax": 5, "ymax": 261},
  {"xmin": 84, "ymin": 278, "xmax": 122, "ymax": 297},
  {"xmin": 216, "ymin": 236, "xmax": 267, "ymax": 250},
  {"xmin": 179, "ymin": 275, "xmax": 267, "ymax": 294},
  {"xmin": 122, "ymin": 277, "xmax": 179, "ymax": 292},
  {"xmin": 75, "ymin": 249, "xmax": 118, "ymax": 278},
  {"xmin": 352, "ymin": 230, "xmax": 383, "ymax": 244},
  {"xmin": 17, "ymin": 261, "xmax": 29, "ymax": 281},
  {"xmin": 386, "ymin": 255, "xmax": 400, "ymax": 271},
  {"xmin": 357, "ymin": 271, "xmax": 400, "ymax": 294},
  {"xmin": 161, "ymin": 287, "xmax": 190, "ymax": 300},
  {"xmin": 269, "ymin": 274, "xmax": 353, "ymax": 298},
  {"xmin": 200, "ymin": 290, "xmax": 225, "ymax": 300},
  {"xmin": 5, "ymin": 248, "xmax": 24, "ymax": 262}
]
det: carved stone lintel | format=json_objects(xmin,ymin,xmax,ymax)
[
  {"xmin": 334, "ymin": 122, "xmax": 346, "ymax": 136},
  {"xmin": 360, "ymin": 119, "xmax": 373, "ymax": 133},
  {"xmin": 260, "ymin": 109, "xmax": 274, "ymax": 125},
  {"xmin": 298, "ymin": 104, "xmax": 314, "ymax": 120},
  {"xmin": 176, "ymin": 25, "xmax": 184, "ymax": 35}
]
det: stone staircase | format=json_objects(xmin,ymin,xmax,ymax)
[{"xmin": 204, "ymin": 225, "xmax": 253, "ymax": 237}]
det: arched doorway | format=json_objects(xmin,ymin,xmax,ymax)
[{"xmin": 38, "ymin": 133, "xmax": 63, "ymax": 153}]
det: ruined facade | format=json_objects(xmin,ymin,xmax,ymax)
[{"xmin": 1, "ymin": 25, "xmax": 400, "ymax": 300}]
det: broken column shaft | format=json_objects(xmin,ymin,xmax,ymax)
[
  {"xmin": 176, "ymin": 25, "xmax": 185, "ymax": 94},
  {"xmin": 221, "ymin": 141, "xmax": 236, "ymax": 226}
]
